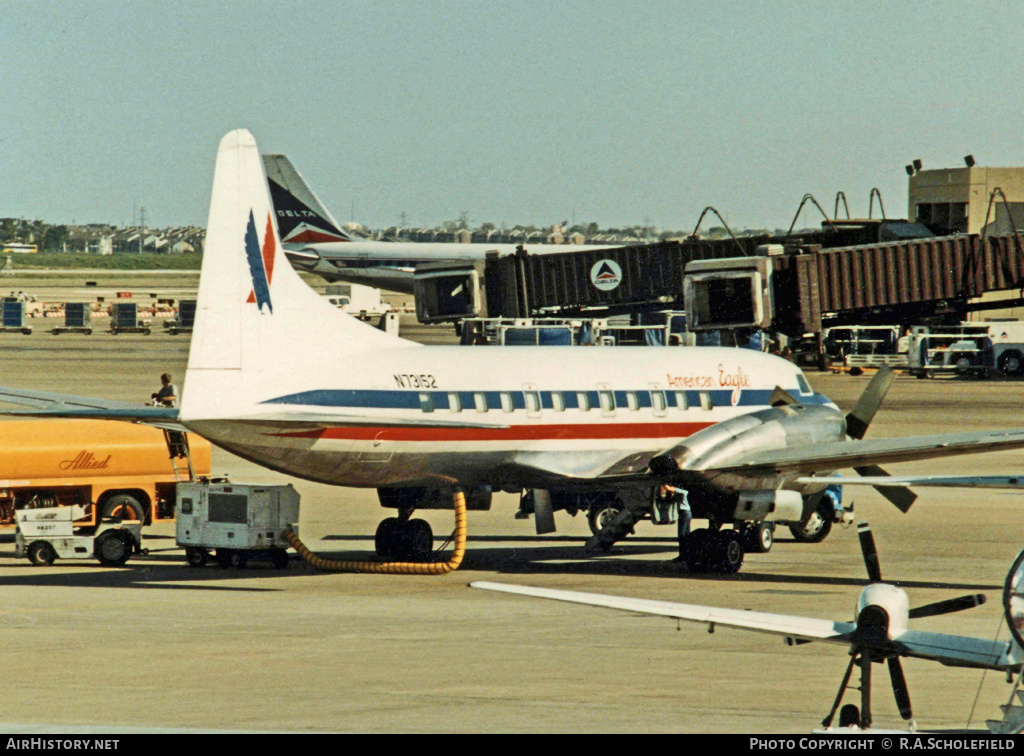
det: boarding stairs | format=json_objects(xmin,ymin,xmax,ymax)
[{"xmin": 987, "ymin": 668, "xmax": 1024, "ymax": 734}]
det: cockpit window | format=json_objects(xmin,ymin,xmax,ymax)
[{"xmin": 796, "ymin": 373, "xmax": 813, "ymax": 395}]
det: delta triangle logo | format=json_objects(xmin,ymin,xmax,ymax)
[
  {"xmin": 245, "ymin": 211, "xmax": 276, "ymax": 313},
  {"xmin": 590, "ymin": 259, "xmax": 622, "ymax": 292}
]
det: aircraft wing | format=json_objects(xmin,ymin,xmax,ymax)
[
  {"xmin": 714, "ymin": 428, "xmax": 1024, "ymax": 476},
  {"xmin": 472, "ymin": 583, "xmax": 1021, "ymax": 671},
  {"xmin": 890, "ymin": 630, "xmax": 1016, "ymax": 670},
  {"xmin": 797, "ymin": 475, "xmax": 1024, "ymax": 489},
  {"xmin": 0, "ymin": 385, "xmax": 511, "ymax": 432},
  {"xmin": 470, "ymin": 582, "xmax": 856, "ymax": 643},
  {"xmin": 0, "ymin": 385, "xmax": 184, "ymax": 429}
]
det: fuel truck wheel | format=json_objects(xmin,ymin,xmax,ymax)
[
  {"xmin": 186, "ymin": 547, "xmax": 208, "ymax": 568},
  {"xmin": 100, "ymin": 494, "xmax": 145, "ymax": 523},
  {"xmin": 789, "ymin": 501, "xmax": 833, "ymax": 543},
  {"xmin": 95, "ymin": 531, "xmax": 131, "ymax": 566}
]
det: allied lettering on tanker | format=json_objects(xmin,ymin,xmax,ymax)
[{"xmin": 58, "ymin": 451, "xmax": 112, "ymax": 471}]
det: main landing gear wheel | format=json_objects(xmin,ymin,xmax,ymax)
[
  {"xmin": 682, "ymin": 529, "xmax": 745, "ymax": 573},
  {"xmin": 743, "ymin": 522, "xmax": 774, "ymax": 553},
  {"xmin": 375, "ymin": 517, "xmax": 434, "ymax": 561},
  {"xmin": 587, "ymin": 501, "xmax": 623, "ymax": 535},
  {"xmin": 789, "ymin": 501, "xmax": 834, "ymax": 543},
  {"xmin": 712, "ymin": 530, "xmax": 745, "ymax": 573}
]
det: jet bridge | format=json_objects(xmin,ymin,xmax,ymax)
[{"xmin": 416, "ymin": 231, "xmax": 1024, "ymax": 353}]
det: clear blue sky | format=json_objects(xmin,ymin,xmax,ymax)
[{"xmin": 3, "ymin": 0, "xmax": 1023, "ymax": 232}]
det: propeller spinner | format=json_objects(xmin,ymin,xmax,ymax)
[{"xmin": 822, "ymin": 522, "xmax": 986, "ymax": 729}]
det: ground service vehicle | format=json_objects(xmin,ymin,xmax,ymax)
[
  {"xmin": 907, "ymin": 325, "xmax": 992, "ymax": 378},
  {"xmin": 0, "ymin": 419, "xmax": 212, "ymax": 527},
  {"xmin": 176, "ymin": 481, "xmax": 299, "ymax": 568},
  {"xmin": 15, "ymin": 505, "xmax": 143, "ymax": 566}
]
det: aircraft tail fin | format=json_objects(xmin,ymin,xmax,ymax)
[
  {"xmin": 262, "ymin": 153, "xmax": 352, "ymax": 244},
  {"xmin": 181, "ymin": 130, "xmax": 414, "ymax": 423}
]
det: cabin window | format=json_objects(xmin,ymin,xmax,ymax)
[
  {"xmin": 500, "ymin": 392, "xmax": 514, "ymax": 413},
  {"xmin": 652, "ymin": 391, "xmax": 666, "ymax": 413},
  {"xmin": 448, "ymin": 393, "xmax": 462, "ymax": 413},
  {"xmin": 626, "ymin": 392, "xmax": 640, "ymax": 411},
  {"xmin": 599, "ymin": 390, "xmax": 615, "ymax": 413},
  {"xmin": 419, "ymin": 393, "xmax": 434, "ymax": 413},
  {"xmin": 675, "ymin": 391, "xmax": 688, "ymax": 410},
  {"xmin": 700, "ymin": 392, "xmax": 713, "ymax": 411},
  {"xmin": 525, "ymin": 391, "xmax": 541, "ymax": 413},
  {"xmin": 576, "ymin": 391, "xmax": 591, "ymax": 411},
  {"xmin": 474, "ymin": 392, "xmax": 488, "ymax": 412},
  {"xmin": 552, "ymin": 392, "xmax": 566, "ymax": 412}
]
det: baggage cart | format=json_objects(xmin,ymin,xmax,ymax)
[{"xmin": 50, "ymin": 302, "xmax": 93, "ymax": 335}]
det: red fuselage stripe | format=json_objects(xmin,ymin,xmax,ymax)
[{"xmin": 270, "ymin": 421, "xmax": 714, "ymax": 442}]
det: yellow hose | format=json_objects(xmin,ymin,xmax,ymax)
[{"xmin": 282, "ymin": 490, "xmax": 466, "ymax": 574}]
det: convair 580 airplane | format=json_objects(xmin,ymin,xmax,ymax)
[
  {"xmin": 262, "ymin": 153, "xmax": 622, "ymax": 292},
  {"xmin": 4, "ymin": 129, "xmax": 1024, "ymax": 573}
]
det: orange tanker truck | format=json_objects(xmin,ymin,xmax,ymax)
[{"xmin": 0, "ymin": 419, "xmax": 212, "ymax": 526}]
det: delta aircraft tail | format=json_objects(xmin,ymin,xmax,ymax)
[
  {"xmin": 180, "ymin": 130, "xmax": 415, "ymax": 424},
  {"xmin": 262, "ymin": 153, "xmax": 352, "ymax": 245}
]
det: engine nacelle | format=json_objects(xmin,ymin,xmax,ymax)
[
  {"xmin": 855, "ymin": 583, "xmax": 910, "ymax": 642},
  {"xmin": 648, "ymin": 404, "xmax": 846, "ymax": 491},
  {"xmin": 733, "ymin": 490, "xmax": 804, "ymax": 522}
]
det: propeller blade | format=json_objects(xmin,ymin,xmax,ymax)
[
  {"xmin": 857, "ymin": 522, "xmax": 883, "ymax": 582},
  {"xmin": 769, "ymin": 386, "xmax": 802, "ymax": 407},
  {"xmin": 909, "ymin": 593, "xmax": 987, "ymax": 619},
  {"xmin": 854, "ymin": 464, "xmax": 918, "ymax": 513},
  {"xmin": 845, "ymin": 365, "xmax": 896, "ymax": 440},
  {"xmin": 887, "ymin": 657, "xmax": 913, "ymax": 721}
]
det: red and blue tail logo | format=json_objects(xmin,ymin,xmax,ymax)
[{"xmin": 245, "ymin": 211, "xmax": 276, "ymax": 313}]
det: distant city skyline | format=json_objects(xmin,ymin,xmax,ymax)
[{"xmin": 3, "ymin": 1, "xmax": 1022, "ymax": 232}]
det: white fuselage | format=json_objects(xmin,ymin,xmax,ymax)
[{"xmin": 182, "ymin": 344, "xmax": 830, "ymax": 490}]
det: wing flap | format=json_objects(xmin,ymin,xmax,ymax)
[{"xmin": 471, "ymin": 582, "xmax": 855, "ymax": 643}]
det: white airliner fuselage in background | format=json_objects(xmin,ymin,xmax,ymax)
[
  {"xmin": 3, "ymin": 129, "xmax": 1024, "ymax": 572},
  {"xmin": 262, "ymin": 153, "xmax": 623, "ymax": 292}
]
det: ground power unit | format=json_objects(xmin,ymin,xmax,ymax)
[{"xmin": 176, "ymin": 482, "xmax": 300, "ymax": 569}]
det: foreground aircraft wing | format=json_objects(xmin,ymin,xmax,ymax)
[
  {"xmin": 471, "ymin": 583, "xmax": 1019, "ymax": 670},
  {"xmin": 715, "ymin": 428, "xmax": 1024, "ymax": 476},
  {"xmin": 470, "ymin": 582, "xmax": 856, "ymax": 643},
  {"xmin": 890, "ymin": 630, "xmax": 1016, "ymax": 670}
]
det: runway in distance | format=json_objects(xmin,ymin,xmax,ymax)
[
  {"xmin": 473, "ymin": 523, "xmax": 1023, "ymax": 730},
  {"xmin": 4, "ymin": 129, "xmax": 1024, "ymax": 571},
  {"xmin": 262, "ymin": 153, "xmax": 622, "ymax": 292}
]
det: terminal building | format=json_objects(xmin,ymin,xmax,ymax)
[{"xmin": 909, "ymin": 162, "xmax": 1024, "ymax": 235}]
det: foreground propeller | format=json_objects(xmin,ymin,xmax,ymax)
[
  {"xmin": 845, "ymin": 366, "xmax": 919, "ymax": 513},
  {"xmin": 823, "ymin": 522, "xmax": 987, "ymax": 728}
]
